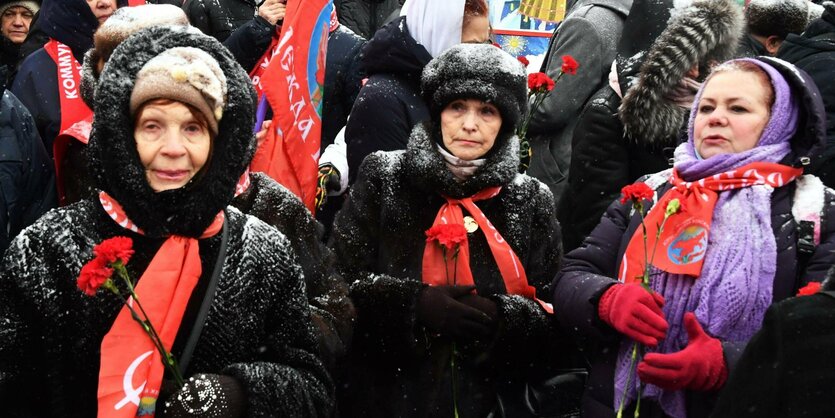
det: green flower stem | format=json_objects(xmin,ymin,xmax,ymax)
[
  {"xmin": 451, "ymin": 343, "xmax": 460, "ymax": 418},
  {"xmin": 617, "ymin": 341, "xmax": 639, "ymax": 418},
  {"xmin": 115, "ymin": 264, "xmax": 185, "ymax": 388}
]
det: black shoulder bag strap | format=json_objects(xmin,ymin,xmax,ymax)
[{"xmin": 177, "ymin": 214, "xmax": 230, "ymax": 373}]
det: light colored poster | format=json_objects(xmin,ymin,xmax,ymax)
[{"xmin": 489, "ymin": 0, "xmax": 557, "ymax": 69}]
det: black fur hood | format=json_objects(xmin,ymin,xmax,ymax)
[
  {"xmin": 403, "ymin": 122, "xmax": 520, "ymax": 198},
  {"xmin": 619, "ymin": 0, "xmax": 744, "ymax": 145},
  {"xmin": 88, "ymin": 25, "xmax": 257, "ymax": 238}
]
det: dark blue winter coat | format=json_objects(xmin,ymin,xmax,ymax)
[
  {"xmin": 344, "ymin": 16, "xmax": 431, "ymax": 184},
  {"xmin": 777, "ymin": 4, "xmax": 835, "ymax": 189},
  {"xmin": 552, "ymin": 57, "xmax": 835, "ymax": 417},
  {"xmin": 10, "ymin": 0, "xmax": 98, "ymax": 156},
  {"xmin": 322, "ymin": 24, "xmax": 365, "ymax": 149},
  {"xmin": 0, "ymin": 89, "xmax": 56, "ymax": 255}
]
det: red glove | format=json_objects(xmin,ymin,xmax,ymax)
[
  {"xmin": 637, "ymin": 312, "xmax": 728, "ymax": 391},
  {"xmin": 598, "ymin": 283, "xmax": 668, "ymax": 346}
]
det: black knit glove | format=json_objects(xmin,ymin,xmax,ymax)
[
  {"xmin": 315, "ymin": 164, "xmax": 341, "ymax": 210},
  {"xmin": 161, "ymin": 374, "xmax": 246, "ymax": 418},
  {"xmin": 417, "ymin": 285, "xmax": 494, "ymax": 340}
]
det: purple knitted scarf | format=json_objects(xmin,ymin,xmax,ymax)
[{"xmin": 614, "ymin": 59, "xmax": 800, "ymax": 418}]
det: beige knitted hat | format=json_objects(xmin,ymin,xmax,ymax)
[
  {"xmin": 0, "ymin": 1, "xmax": 39, "ymax": 16},
  {"xmin": 129, "ymin": 47, "xmax": 228, "ymax": 134}
]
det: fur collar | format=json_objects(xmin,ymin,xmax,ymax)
[{"xmin": 403, "ymin": 122, "xmax": 520, "ymax": 198}]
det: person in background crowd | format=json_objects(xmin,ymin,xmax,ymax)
[
  {"xmin": 0, "ymin": 0, "xmax": 37, "ymax": 88},
  {"xmin": 335, "ymin": 0, "xmax": 402, "ymax": 39},
  {"xmin": 558, "ymin": 0, "xmax": 743, "ymax": 252},
  {"xmin": 0, "ymin": 70, "xmax": 54, "ymax": 256},
  {"xmin": 553, "ymin": 56, "xmax": 833, "ymax": 417},
  {"xmin": 523, "ymin": 0, "xmax": 632, "ymax": 208},
  {"xmin": 0, "ymin": 25, "xmax": 333, "ymax": 417},
  {"xmin": 10, "ymin": 0, "xmax": 115, "ymax": 158},
  {"xmin": 183, "ymin": 0, "xmax": 283, "ymax": 43},
  {"xmin": 345, "ymin": 0, "xmax": 489, "ymax": 185},
  {"xmin": 711, "ymin": 265, "xmax": 835, "ymax": 418},
  {"xmin": 778, "ymin": 1, "xmax": 835, "ymax": 189},
  {"xmin": 332, "ymin": 43, "xmax": 567, "ymax": 417},
  {"xmin": 315, "ymin": 18, "xmax": 366, "ymax": 236},
  {"xmin": 737, "ymin": 0, "xmax": 809, "ymax": 57}
]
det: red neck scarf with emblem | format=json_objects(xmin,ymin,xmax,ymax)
[
  {"xmin": 422, "ymin": 186, "xmax": 553, "ymax": 313},
  {"xmin": 619, "ymin": 162, "xmax": 803, "ymax": 283},
  {"xmin": 95, "ymin": 172, "xmax": 250, "ymax": 417}
]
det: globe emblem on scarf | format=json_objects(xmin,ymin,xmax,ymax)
[{"xmin": 667, "ymin": 225, "xmax": 708, "ymax": 265}]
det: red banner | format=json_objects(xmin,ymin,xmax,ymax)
[{"xmin": 250, "ymin": 0, "xmax": 332, "ymax": 213}]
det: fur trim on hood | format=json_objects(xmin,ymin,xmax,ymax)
[
  {"xmin": 403, "ymin": 122, "xmax": 520, "ymax": 198},
  {"xmin": 619, "ymin": 0, "xmax": 744, "ymax": 145},
  {"xmin": 88, "ymin": 25, "xmax": 257, "ymax": 238}
]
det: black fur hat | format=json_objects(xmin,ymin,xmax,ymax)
[
  {"xmin": 421, "ymin": 43, "xmax": 528, "ymax": 135},
  {"xmin": 619, "ymin": 0, "xmax": 744, "ymax": 145},
  {"xmin": 88, "ymin": 25, "xmax": 257, "ymax": 238}
]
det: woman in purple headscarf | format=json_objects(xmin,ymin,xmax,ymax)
[{"xmin": 552, "ymin": 56, "xmax": 834, "ymax": 418}]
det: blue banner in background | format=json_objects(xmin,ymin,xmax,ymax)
[{"xmin": 489, "ymin": 0, "xmax": 557, "ymax": 61}]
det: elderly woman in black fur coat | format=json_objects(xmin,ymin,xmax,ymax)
[
  {"xmin": 0, "ymin": 26, "xmax": 332, "ymax": 417},
  {"xmin": 331, "ymin": 43, "xmax": 566, "ymax": 417}
]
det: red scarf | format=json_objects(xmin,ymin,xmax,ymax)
[
  {"xmin": 127, "ymin": 0, "xmax": 146, "ymax": 5},
  {"xmin": 95, "ymin": 191, "xmax": 224, "ymax": 418},
  {"xmin": 422, "ymin": 187, "xmax": 553, "ymax": 313},
  {"xmin": 619, "ymin": 162, "xmax": 803, "ymax": 283}
]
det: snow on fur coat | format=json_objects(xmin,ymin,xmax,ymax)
[
  {"xmin": 0, "ymin": 202, "xmax": 333, "ymax": 417},
  {"xmin": 331, "ymin": 122, "xmax": 566, "ymax": 417}
]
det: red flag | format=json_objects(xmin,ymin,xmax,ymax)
[{"xmin": 252, "ymin": 0, "xmax": 332, "ymax": 213}]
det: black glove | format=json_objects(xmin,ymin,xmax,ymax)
[
  {"xmin": 416, "ymin": 285, "xmax": 493, "ymax": 340},
  {"xmin": 161, "ymin": 373, "xmax": 246, "ymax": 418},
  {"xmin": 457, "ymin": 294, "xmax": 499, "ymax": 325},
  {"xmin": 315, "ymin": 164, "xmax": 341, "ymax": 209}
]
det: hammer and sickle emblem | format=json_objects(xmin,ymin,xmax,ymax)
[{"xmin": 114, "ymin": 350, "xmax": 153, "ymax": 410}]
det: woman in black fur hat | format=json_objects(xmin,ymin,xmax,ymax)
[
  {"xmin": 331, "ymin": 43, "xmax": 568, "ymax": 417},
  {"xmin": 0, "ymin": 26, "xmax": 333, "ymax": 417}
]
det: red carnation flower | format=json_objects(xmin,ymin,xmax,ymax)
[
  {"xmin": 426, "ymin": 224, "xmax": 468, "ymax": 251},
  {"xmin": 561, "ymin": 55, "xmax": 579, "ymax": 75},
  {"xmin": 797, "ymin": 281, "xmax": 822, "ymax": 296},
  {"xmin": 620, "ymin": 183, "xmax": 654, "ymax": 204},
  {"xmin": 517, "ymin": 55, "xmax": 530, "ymax": 67},
  {"xmin": 527, "ymin": 72, "xmax": 555, "ymax": 92},
  {"xmin": 93, "ymin": 236, "xmax": 134, "ymax": 266},
  {"xmin": 77, "ymin": 257, "xmax": 114, "ymax": 296}
]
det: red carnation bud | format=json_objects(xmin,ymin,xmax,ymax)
[
  {"xmin": 517, "ymin": 55, "xmax": 530, "ymax": 67},
  {"xmin": 426, "ymin": 224, "xmax": 468, "ymax": 250},
  {"xmin": 77, "ymin": 257, "xmax": 114, "ymax": 296},
  {"xmin": 93, "ymin": 236, "xmax": 134, "ymax": 266},
  {"xmin": 620, "ymin": 183, "xmax": 654, "ymax": 205},
  {"xmin": 797, "ymin": 281, "xmax": 822, "ymax": 296},
  {"xmin": 561, "ymin": 55, "xmax": 579, "ymax": 75}
]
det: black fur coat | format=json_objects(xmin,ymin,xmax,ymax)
[{"xmin": 331, "ymin": 123, "xmax": 566, "ymax": 417}]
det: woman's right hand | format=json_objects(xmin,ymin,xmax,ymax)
[
  {"xmin": 416, "ymin": 285, "xmax": 494, "ymax": 340},
  {"xmin": 598, "ymin": 283, "xmax": 668, "ymax": 346}
]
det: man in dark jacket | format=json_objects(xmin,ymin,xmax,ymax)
[
  {"xmin": 336, "ymin": 0, "xmax": 402, "ymax": 39},
  {"xmin": 10, "ymin": 0, "xmax": 110, "ymax": 157},
  {"xmin": 737, "ymin": 0, "xmax": 809, "ymax": 57},
  {"xmin": 524, "ymin": 0, "xmax": 631, "ymax": 208},
  {"xmin": 778, "ymin": 1, "xmax": 835, "ymax": 188},
  {"xmin": 0, "ymin": 74, "xmax": 55, "ymax": 254},
  {"xmin": 184, "ymin": 0, "xmax": 281, "ymax": 42}
]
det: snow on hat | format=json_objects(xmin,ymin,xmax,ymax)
[
  {"xmin": 0, "ymin": 1, "xmax": 39, "ymax": 16},
  {"xmin": 421, "ymin": 43, "xmax": 528, "ymax": 133},
  {"xmin": 130, "ymin": 46, "xmax": 227, "ymax": 134},
  {"xmin": 94, "ymin": 4, "xmax": 188, "ymax": 66}
]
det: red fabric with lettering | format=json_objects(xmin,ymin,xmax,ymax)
[
  {"xmin": 44, "ymin": 39, "xmax": 94, "ymax": 205},
  {"xmin": 252, "ymin": 0, "xmax": 332, "ymax": 212}
]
